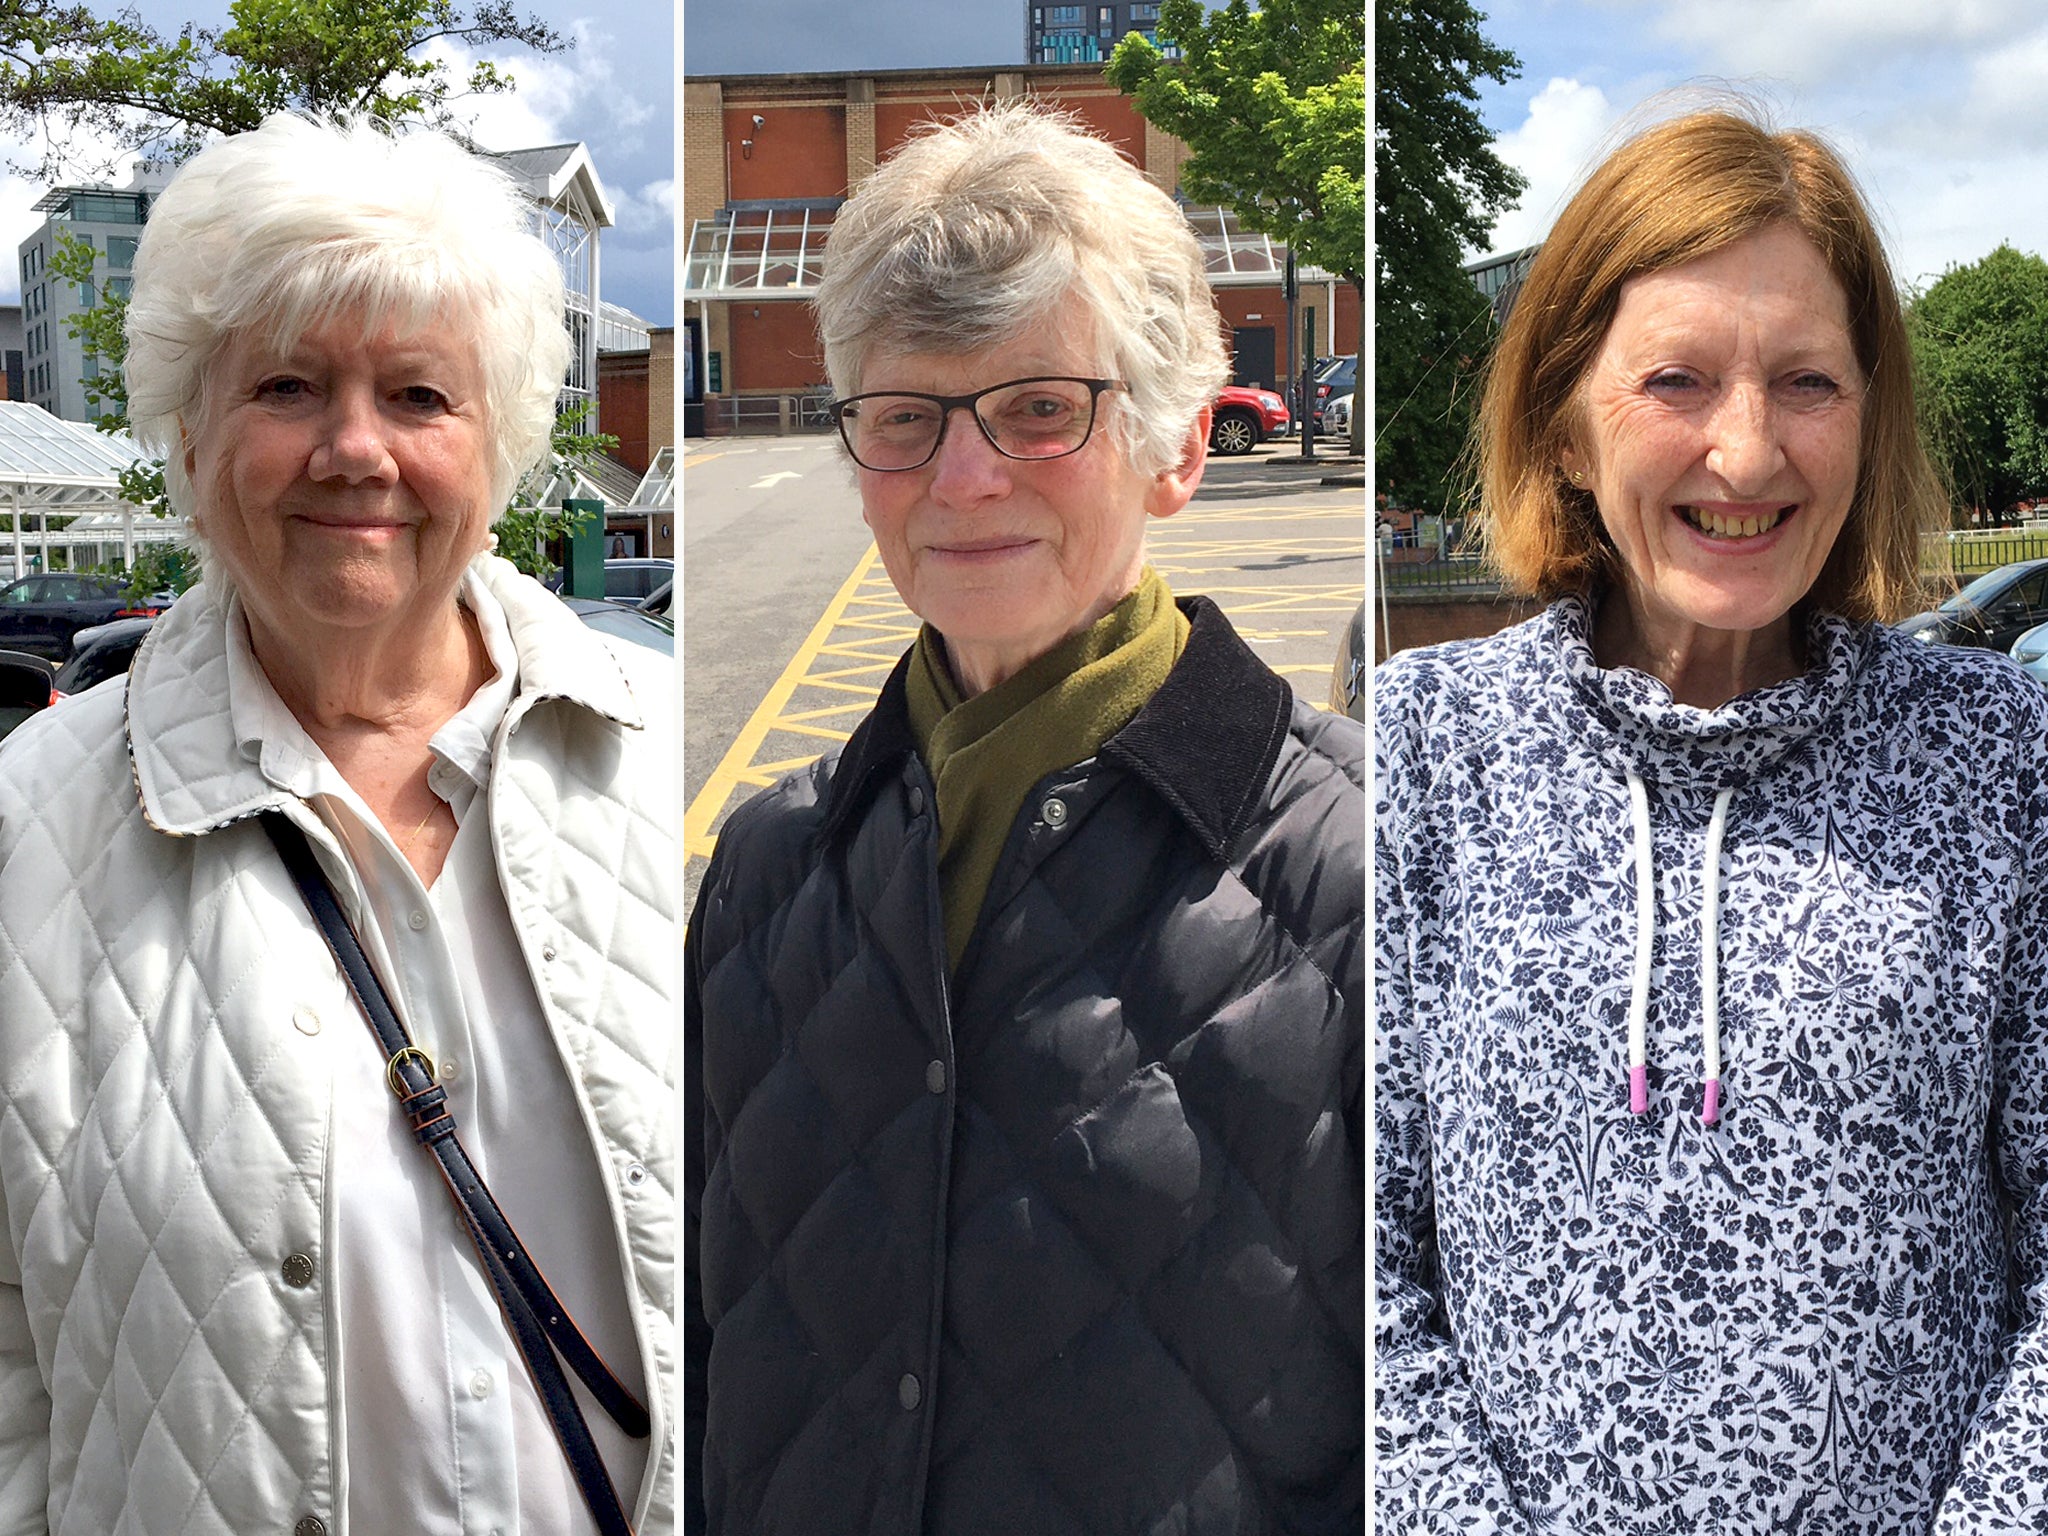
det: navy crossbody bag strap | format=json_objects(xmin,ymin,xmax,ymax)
[{"xmin": 261, "ymin": 811, "xmax": 648, "ymax": 1536}]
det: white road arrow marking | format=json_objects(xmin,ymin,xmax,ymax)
[{"xmin": 750, "ymin": 471, "xmax": 802, "ymax": 489}]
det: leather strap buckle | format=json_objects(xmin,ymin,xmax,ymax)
[{"xmin": 385, "ymin": 1045, "xmax": 436, "ymax": 1097}]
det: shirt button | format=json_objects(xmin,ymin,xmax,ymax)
[
  {"xmin": 925, "ymin": 1060, "xmax": 946, "ymax": 1094},
  {"xmin": 439, "ymin": 1057, "xmax": 462, "ymax": 1081},
  {"xmin": 898, "ymin": 1373, "xmax": 921, "ymax": 1411},
  {"xmin": 624, "ymin": 1162, "xmax": 649, "ymax": 1188},
  {"xmin": 281, "ymin": 1253, "xmax": 315, "ymax": 1289},
  {"xmin": 542, "ymin": 945, "xmax": 558, "ymax": 962},
  {"xmin": 407, "ymin": 910, "xmax": 427, "ymax": 932},
  {"xmin": 908, "ymin": 786, "xmax": 926, "ymax": 815},
  {"xmin": 470, "ymin": 1370, "xmax": 494, "ymax": 1400},
  {"xmin": 292, "ymin": 1006, "xmax": 321, "ymax": 1036},
  {"xmin": 1041, "ymin": 796, "xmax": 1068, "ymax": 827},
  {"xmin": 294, "ymin": 1518, "xmax": 328, "ymax": 1536}
]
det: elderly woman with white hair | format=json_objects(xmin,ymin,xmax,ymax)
[
  {"xmin": 684, "ymin": 104, "xmax": 1363, "ymax": 1535},
  {"xmin": 0, "ymin": 115, "xmax": 672, "ymax": 1534}
]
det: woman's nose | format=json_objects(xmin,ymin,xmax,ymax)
[
  {"xmin": 309, "ymin": 387, "xmax": 399, "ymax": 484},
  {"xmin": 926, "ymin": 406, "xmax": 1012, "ymax": 504},
  {"xmin": 1703, "ymin": 383, "xmax": 1785, "ymax": 492}
]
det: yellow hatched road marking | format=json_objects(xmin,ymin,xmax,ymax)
[{"xmin": 684, "ymin": 545, "xmax": 893, "ymax": 860}]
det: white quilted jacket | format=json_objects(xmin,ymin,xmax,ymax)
[{"xmin": 0, "ymin": 557, "xmax": 675, "ymax": 1535}]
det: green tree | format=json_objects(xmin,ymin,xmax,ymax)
[
  {"xmin": 1907, "ymin": 244, "xmax": 2048, "ymax": 521},
  {"xmin": 1107, "ymin": 0, "xmax": 1366, "ymax": 450},
  {"xmin": 0, "ymin": 0, "xmax": 564, "ymax": 179},
  {"xmin": 18, "ymin": 0, "xmax": 604, "ymax": 589},
  {"xmin": 1375, "ymin": 0, "xmax": 1524, "ymax": 514}
]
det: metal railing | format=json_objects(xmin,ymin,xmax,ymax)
[{"xmin": 703, "ymin": 392, "xmax": 837, "ymax": 437}]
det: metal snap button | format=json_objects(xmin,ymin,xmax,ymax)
[
  {"xmin": 281, "ymin": 1253, "xmax": 315, "ymax": 1289},
  {"xmin": 925, "ymin": 1060, "xmax": 946, "ymax": 1094},
  {"xmin": 1041, "ymin": 796, "xmax": 1068, "ymax": 827},
  {"xmin": 542, "ymin": 945, "xmax": 558, "ymax": 962},
  {"xmin": 294, "ymin": 1517, "xmax": 328, "ymax": 1536},
  {"xmin": 898, "ymin": 1373, "xmax": 922, "ymax": 1411},
  {"xmin": 625, "ymin": 1162, "xmax": 649, "ymax": 1188}
]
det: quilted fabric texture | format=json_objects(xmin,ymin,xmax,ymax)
[
  {"xmin": 0, "ymin": 557, "xmax": 675, "ymax": 1535},
  {"xmin": 685, "ymin": 599, "xmax": 1364, "ymax": 1535}
]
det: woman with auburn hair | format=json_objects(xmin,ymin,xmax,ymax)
[{"xmin": 1377, "ymin": 106, "xmax": 2048, "ymax": 1532}]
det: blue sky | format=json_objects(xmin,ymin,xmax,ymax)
[
  {"xmin": 0, "ymin": 1, "xmax": 675, "ymax": 324},
  {"xmin": 1469, "ymin": 0, "xmax": 2048, "ymax": 292}
]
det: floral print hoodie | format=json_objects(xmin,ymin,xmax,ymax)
[{"xmin": 1376, "ymin": 595, "xmax": 2048, "ymax": 1534}]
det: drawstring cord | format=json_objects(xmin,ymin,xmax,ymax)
[{"xmin": 1624, "ymin": 772, "xmax": 1734, "ymax": 1125}]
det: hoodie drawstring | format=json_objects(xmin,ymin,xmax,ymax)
[{"xmin": 1623, "ymin": 772, "xmax": 1734, "ymax": 1126}]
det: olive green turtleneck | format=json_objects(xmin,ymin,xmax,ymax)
[{"xmin": 906, "ymin": 565, "xmax": 1190, "ymax": 969}]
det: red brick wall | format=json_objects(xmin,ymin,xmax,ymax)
[
  {"xmin": 731, "ymin": 302, "xmax": 826, "ymax": 390},
  {"xmin": 598, "ymin": 352, "xmax": 650, "ymax": 473},
  {"xmin": 726, "ymin": 104, "xmax": 848, "ymax": 200}
]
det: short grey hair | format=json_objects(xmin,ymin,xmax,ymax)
[
  {"xmin": 813, "ymin": 102, "xmax": 1229, "ymax": 475},
  {"xmin": 126, "ymin": 112, "xmax": 572, "ymax": 519}
]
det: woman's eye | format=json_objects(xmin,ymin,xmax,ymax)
[
  {"xmin": 1786, "ymin": 371, "xmax": 1838, "ymax": 396},
  {"xmin": 255, "ymin": 376, "xmax": 307, "ymax": 400},
  {"xmin": 1644, "ymin": 370, "xmax": 1700, "ymax": 396},
  {"xmin": 398, "ymin": 385, "xmax": 449, "ymax": 410}
]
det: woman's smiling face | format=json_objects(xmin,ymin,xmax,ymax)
[{"xmin": 1564, "ymin": 221, "xmax": 1865, "ymax": 660}]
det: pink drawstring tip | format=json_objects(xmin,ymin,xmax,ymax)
[
  {"xmin": 1702, "ymin": 1079, "xmax": 1721, "ymax": 1126},
  {"xmin": 1628, "ymin": 1066, "xmax": 1648, "ymax": 1115}
]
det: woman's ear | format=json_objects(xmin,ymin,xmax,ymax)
[{"xmin": 1145, "ymin": 409, "xmax": 1210, "ymax": 523}]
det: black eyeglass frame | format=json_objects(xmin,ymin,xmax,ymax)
[{"xmin": 831, "ymin": 376, "xmax": 1132, "ymax": 471}]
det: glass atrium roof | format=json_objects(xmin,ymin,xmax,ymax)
[{"xmin": 681, "ymin": 204, "xmax": 1337, "ymax": 301}]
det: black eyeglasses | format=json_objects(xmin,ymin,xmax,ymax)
[{"xmin": 832, "ymin": 376, "xmax": 1130, "ymax": 472}]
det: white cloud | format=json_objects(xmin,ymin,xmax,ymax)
[
  {"xmin": 613, "ymin": 178, "xmax": 673, "ymax": 236},
  {"xmin": 1648, "ymin": 0, "xmax": 2034, "ymax": 84},
  {"xmin": 1486, "ymin": 77, "xmax": 1618, "ymax": 255}
]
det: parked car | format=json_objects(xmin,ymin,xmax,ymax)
[
  {"xmin": 1897, "ymin": 558, "xmax": 2048, "ymax": 652},
  {"xmin": 1322, "ymin": 393, "xmax": 1352, "ymax": 440},
  {"xmin": 1209, "ymin": 384, "xmax": 1290, "ymax": 456},
  {"xmin": 1308, "ymin": 354, "xmax": 1357, "ymax": 434},
  {"xmin": 55, "ymin": 616, "xmax": 156, "ymax": 697},
  {"xmin": 0, "ymin": 572, "xmax": 167, "ymax": 661},
  {"xmin": 640, "ymin": 577, "xmax": 672, "ymax": 619},
  {"xmin": 0, "ymin": 649, "xmax": 56, "ymax": 744},
  {"xmin": 561, "ymin": 595, "xmax": 674, "ymax": 656},
  {"xmin": 547, "ymin": 556, "xmax": 675, "ymax": 607}
]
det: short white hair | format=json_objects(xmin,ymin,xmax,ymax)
[
  {"xmin": 813, "ymin": 102, "xmax": 1228, "ymax": 476},
  {"xmin": 126, "ymin": 112, "xmax": 572, "ymax": 517}
]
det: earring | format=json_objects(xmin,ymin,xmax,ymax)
[{"xmin": 1567, "ymin": 468, "xmax": 1586, "ymax": 487}]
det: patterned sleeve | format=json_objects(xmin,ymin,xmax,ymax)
[
  {"xmin": 1374, "ymin": 660, "xmax": 1537, "ymax": 1533},
  {"xmin": 1932, "ymin": 691, "xmax": 2048, "ymax": 1532}
]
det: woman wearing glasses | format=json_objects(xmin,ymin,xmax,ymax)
[{"xmin": 683, "ymin": 104, "xmax": 1362, "ymax": 1535}]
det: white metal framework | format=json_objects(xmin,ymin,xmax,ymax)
[{"xmin": 0, "ymin": 403, "xmax": 177, "ymax": 575}]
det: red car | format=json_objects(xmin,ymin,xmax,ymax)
[{"xmin": 1209, "ymin": 384, "xmax": 1290, "ymax": 456}]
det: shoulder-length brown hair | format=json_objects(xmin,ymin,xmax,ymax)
[{"xmin": 1477, "ymin": 108, "xmax": 1945, "ymax": 623}]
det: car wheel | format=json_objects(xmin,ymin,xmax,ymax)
[{"xmin": 1211, "ymin": 411, "xmax": 1259, "ymax": 456}]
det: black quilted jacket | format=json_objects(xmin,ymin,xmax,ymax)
[{"xmin": 684, "ymin": 597, "xmax": 1364, "ymax": 1535}]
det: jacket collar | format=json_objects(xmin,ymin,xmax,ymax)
[
  {"xmin": 129, "ymin": 553, "xmax": 642, "ymax": 836},
  {"xmin": 822, "ymin": 594, "xmax": 1294, "ymax": 861}
]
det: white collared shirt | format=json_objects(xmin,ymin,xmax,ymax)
[{"xmin": 225, "ymin": 572, "xmax": 648, "ymax": 1534}]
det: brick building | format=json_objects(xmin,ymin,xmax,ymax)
[{"xmin": 680, "ymin": 63, "xmax": 1359, "ymax": 437}]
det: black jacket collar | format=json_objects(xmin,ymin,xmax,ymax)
[{"xmin": 820, "ymin": 596, "xmax": 1295, "ymax": 862}]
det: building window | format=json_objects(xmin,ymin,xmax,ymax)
[
  {"xmin": 106, "ymin": 236, "xmax": 137, "ymax": 269},
  {"xmin": 108, "ymin": 276, "xmax": 131, "ymax": 300},
  {"xmin": 1048, "ymin": 4, "xmax": 1084, "ymax": 21},
  {"xmin": 1130, "ymin": 2, "xmax": 1160, "ymax": 17}
]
